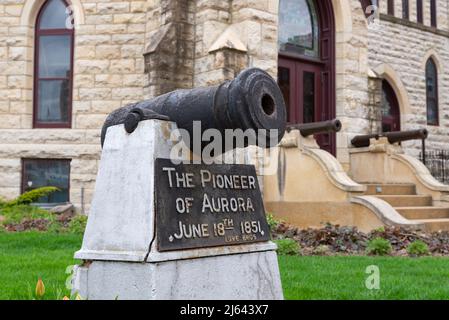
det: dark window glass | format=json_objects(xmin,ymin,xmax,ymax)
[
  {"xmin": 402, "ymin": 0, "xmax": 409, "ymax": 19},
  {"xmin": 278, "ymin": 67, "xmax": 291, "ymax": 122},
  {"xmin": 34, "ymin": 0, "xmax": 73, "ymax": 128},
  {"xmin": 22, "ymin": 159, "xmax": 71, "ymax": 204},
  {"xmin": 387, "ymin": 0, "xmax": 395, "ymax": 15},
  {"xmin": 417, "ymin": 0, "xmax": 423, "ymax": 23},
  {"xmin": 426, "ymin": 59, "xmax": 439, "ymax": 125},
  {"xmin": 37, "ymin": 80, "xmax": 70, "ymax": 122},
  {"xmin": 38, "ymin": 35, "xmax": 71, "ymax": 77},
  {"xmin": 303, "ymin": 72, "xmax": 315, "ymax": 123},
  {"xmin": 381, "ymin": 80, "xmax": 401, "ymax": 132},
  {"xmin": 430, "ymin": 0, "xmax": 437, "ymax": 27},
  {"xmin": 278, "ymin": 0, "xmax": 319, "ymax": 58}
]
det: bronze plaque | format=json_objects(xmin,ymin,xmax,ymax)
[{"xmin": 155, "ymin": 158, "xmax": 271, "ymax": 252}]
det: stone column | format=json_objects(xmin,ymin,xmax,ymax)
[{"xmin": 143, "ymin": 0, "xmax": 195, "ymax": 97}]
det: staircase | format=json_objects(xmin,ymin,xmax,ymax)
[{"xmin": 364, "ymin": 184, "xmax": 449, "ymax": 232}]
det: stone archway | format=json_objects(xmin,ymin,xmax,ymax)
[
  {"xmin": 21, "ymin": 0, "xmax": 85, "ymax": 27},
  {"xmin": 373, "ymin": 64, "xmax": 412, "ymax": 131}
]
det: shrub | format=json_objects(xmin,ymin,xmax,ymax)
[
  {"xmin": 5, "ymin": 187, "xmax": 59, "ymax": 206},
  {"xmin": 313, "ymin": 245, "xmax": 331, "ymax": 256},
  {"xmin": 274, "ymin": 239, "xmax": 300, "ymax": 256},
  {"xmin": 0, "ymin": 197, "xmax": 6, "ymax": 208},
  {"xmin": 266, "ymin": 213, "xmax": 282, "ymax": 231},
  {"xmin": 0, "ymin": 204, "xmax": 53, "ymax": 226},
  {"xmin": 407, "ymin": 240, "xmax": 429, "ymax": 257},
  {"xmin": 68, "ymin": 215, "xmax": 88, "ymax": 235},
  {"xmin": 366, "ymin": 237, "xmax": 392, "ymax": 256},
  {"xmin": 374, "ymin": 226, "xmax": 386, "ymax": 233}
]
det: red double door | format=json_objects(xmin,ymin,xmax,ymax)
[{"xmin": 278, "ymin": 57, "xmax": 335, "ymax": 155}]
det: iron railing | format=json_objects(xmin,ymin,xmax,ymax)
[{"xmin": 420, "ymin": 150, "xmax": 449, "ymax": 184}]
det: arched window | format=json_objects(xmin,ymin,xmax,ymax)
[
  {"xmin": 381, "ymin": 80, "xmax": 401, "ymax": 132},
  {"xmin": 278, "ymin": 0, "xmax": 319, "ymax": 58},
  {"xmin": 34, "ymin": 0, "xmax": 74, "ymax": 128},
  {"xmin": 426, "ymin": 58, "xmax": 439, "ymax": 126},
  {"xmin": 277, "ymin": 0, "xmax": 336, "ymax": 154}
]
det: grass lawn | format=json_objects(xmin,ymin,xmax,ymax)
[
  {"xmin": 1, "ymin": 231, "xmax": 449, "ymax": 300},
  {"xmin": 0, "ymin": 231, "xmax": 82, "ymax": 300},
  {"xmin": 279, "ymin": 255, "xmax": 449, "ymax": 300}
]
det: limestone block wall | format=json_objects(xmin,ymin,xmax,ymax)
[
  {"xmin": 334, "ymin": 0, "xmax": 371, "ymax": 166},
  {"xmin": 0, "ymin": 0, "xmax": 375, "ymax": 210},
  {"xmin": 0, "ymin": 0, "xmax": 148, "ymax": 212},
  {"xmin": 193, "ymin": 0, "xmax": 279, "ymax": 87},
  {"xmin": 368, "ymin": 0, "xmax": 449, "ymax": 157},
  {"xmin": 2, "ymin": 0, "xmax": 445, "ymax": 213}
]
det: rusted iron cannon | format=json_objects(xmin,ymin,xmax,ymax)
[
  {"xmin": 351, "ymin": 129, "xmax": 429, "ymax": 148},
  {"xmin": 287, "ymin": 119, "xmax": 342, "ymax": 137},
  {"xmin": 101, "ymin": 68, "xmax": 287, "ymax": 152}
]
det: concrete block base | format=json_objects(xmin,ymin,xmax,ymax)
[{"xmin": 73, "ymin": 251, "xmax": 283, "ymax": 300}]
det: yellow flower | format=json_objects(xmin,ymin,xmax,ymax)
[
  {"xmin": 35, "ymin": 278, "xmax": 45, "ymax": 298},
  {"xmin": 75, "ymin": 294, "xmax": 83, "ymax": 300},
  {"xmin": 63, "ymin": 296, "xmax": 70, "ymax": 300}
]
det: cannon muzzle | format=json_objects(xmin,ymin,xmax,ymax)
[
  {"xmin": 351, "ymin": 129, "xmax": 429, "ymax": 148},
  {"xmin": 288, "ymin": 119, "xmax": 342, "ymax": 137},
  {"xmin": 101, "ymin": 68, "xmax": 287, "ymax": 153}
]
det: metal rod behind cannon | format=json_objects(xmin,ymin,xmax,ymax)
[
  {"xmin": 351, "ymin": 129, "xmax": 429, "ymax": 148},
  {"xmin": 287, "ymin": 119, "xmax": 342, "ymax": 137}
]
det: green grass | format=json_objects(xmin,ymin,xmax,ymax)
[
  {"xmin": 1, "ymin": 231, "xmax": 449, "ymax": 300},
  {"xmin": 279, "ymin": 255, "xmax": 449, "ymax": 300},
  {"xmin": 0, "ymin": 231, "xmax": 82, "ymax": 300}
]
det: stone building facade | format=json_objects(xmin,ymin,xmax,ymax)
[{"xmin": 0, "ymin": 0, "xmax": 448, "ymax": 212}]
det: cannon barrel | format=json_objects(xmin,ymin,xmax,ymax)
[
  {"xmin": 287, "ymin": 119, "xmax": 342, "ymax": 137},
  {"xmin": 101, "ymin": 68, "xmax": 287, "ymax": 153},
  {"xmin": 351, "ymin": 129, "xmax": 428, "ymax": 148}
]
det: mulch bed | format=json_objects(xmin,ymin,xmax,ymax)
[
  {"xmin": 2, "ymin": 212, "xmax": 75, "ymax": 233},
  {"xmin": 272, "ymin": 222, "xmax": 449, "ymax": 256}
]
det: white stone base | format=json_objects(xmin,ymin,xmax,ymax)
[
  {"xmin": 73, "ymin": 119, "xmax": 283, "ymax": 300},
  {"xmin": 73, "ymin": 250, "xmax": 283, "ymax": 300}
]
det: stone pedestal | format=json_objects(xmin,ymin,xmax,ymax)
[{"xmin": 73, "ymin": 120, "xmax": 283, "ymax": 300}]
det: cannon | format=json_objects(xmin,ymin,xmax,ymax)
[
  {"xmin": 351, "ymin": 129, "xmax": 429, "ymax": 148},
  {"xmin": 101, "ymin": 68, "xmax": 287, "ymax": 153},
  {"xmin": 287, "ymin": 119, "xmax": 342, "ymax": 137}
]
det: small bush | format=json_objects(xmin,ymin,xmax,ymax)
[
  {"xmin": 313, "ymin": 245, "xmax": 331, "ymax": 256},
  {"xmin": 0, "ymin": 204, "xmax": 53, "ymax": 226},
  {"xmin": 68, "ymin": 215, "xmax": 88, "ymax": 235},
  {"xmin": 407, "ymin": 240, "xmax": 429, "ymax": 257},
  {"xmin": 6, "ymin": 187, "xmax": 59, "ymax": 206},
  {"xmin": 274, "ymin": 239, "xmax": 300, "ymax": 256},
  {"xmin": 266, "ymin": 213, "xmax": 282, "ymax": 231},
  {"xmin": 46, "ymin": 220, "xmax": 66, "ymax": 234},
  {"xmin": 366, "ymin": 237, "xmax": 392, "ymax": 256},
  {"xmin": 374, "ymin": 226, "xmax": 386, "ymax": 233}
]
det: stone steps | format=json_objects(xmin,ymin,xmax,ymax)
[
  {"xmin": 364, "ymin": 183, "xmax": 416, "ymax": 195},
  {"xmin": 375, "ymin": 195, "xmax": 433, "ymax": 207},
  {"xmin": 395, "ymin": 207, "xmax": 449, "ymax": 219},
  {"xmin": 410, "ymin": 219, "xmax": 449, "ymax": 232},
  {"xmin": 361, "ymin": 183, "xmax": 449, "ymax": 231}
]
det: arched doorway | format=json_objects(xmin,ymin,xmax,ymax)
[
  {"xmin": 381, "ymin": 80, "xmax": 400, "ymax": 132},
  {"xmin": 277, "ymin": 0, "xmax": 336, "ymax": 154}
]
